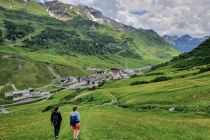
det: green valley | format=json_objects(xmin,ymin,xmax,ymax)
[
  {"xmin": 1, "ymin": 37, "xmax": 210, "ymax": 139},
  {"xmin": 0, "ymin": 0, "xmax": 179, "ymax": 88},
  {"xmin": 0, "ymin": 0, "xmax": 209, "ymax": 140}
]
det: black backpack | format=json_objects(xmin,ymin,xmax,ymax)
[
  {"xmin": 70, "ymin": 115, "xmax": 79, "ymax": 126},
  {"xmin": 52, "ymin": 112, "xmax": 59, "ymax": 125}
]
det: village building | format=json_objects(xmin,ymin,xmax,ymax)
[
  {"xmin": 110, "ymin": 68, "xmax": 129, "ymax": 80},
  {"xmin": 61, "ymin": 68, "xmax": 141, "ymax": 90},
  {"xmin": 8, "ymin": 90, "xmax": 32, "ymax": 101},
  {"xmin": 58, "ymin": 77, "xmax": 78, "ymax": 85},
  {"xmin": 5, "ymin": 89, "xmax": 49, "ymax": 101}
]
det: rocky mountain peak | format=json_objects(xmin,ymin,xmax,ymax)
[{"xmin": 163, "ymin": 34, "xmax": 209, "ymax": 52}]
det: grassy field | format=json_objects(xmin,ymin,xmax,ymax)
[
  {"xmin": 2, "ymin": 105, "xmax": 210, "ymax": 140},
  {"xmin": 1, "ymin": 66, "xmax": 210, "ymax": 140}
]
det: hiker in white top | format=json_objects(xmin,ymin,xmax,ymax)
[{"xmin": 70, "ymin": 105, "xmax": 80, "ymax": 140}]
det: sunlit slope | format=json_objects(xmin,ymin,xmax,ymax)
[
  {"xmin": 0, "ymin": 5, "xmax": 180, "ymax": 66},
  {"xmin": 0, "ymin": 0, "xmax": 48, "ymax": 16},
  {"xmin": 156, "ymin": 37, "xmax": 210, "ymax": 69}
]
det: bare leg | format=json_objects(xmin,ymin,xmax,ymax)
[
  {"xmin": 73, "ymin": 129, "xmax": 77, "ymax": 139},
  {"xmin": 76, "ymin": 130, "xmax": 80, "ymax": 139}
]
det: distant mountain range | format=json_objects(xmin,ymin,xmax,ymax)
[
  {"xmin": 166, "ymin": 36, "xmax": 210, "ymax": 69},
  {"xmin": 163, "ymin": 34, "xmax": 209, "ymax": 52}
]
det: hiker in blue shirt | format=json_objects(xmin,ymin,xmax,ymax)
[{"xmin": 70, "ymin": 105, "xmax": 80, "ymax": 140}]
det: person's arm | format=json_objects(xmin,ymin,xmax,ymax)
[
  {"xmin": 51, "ymin": 113, "xmax": 53, "ymax": 124},
  {"xmin": 59, "ymin": 112, "xmax": 62, "ymax": 123},
  {"xmin": 77, "ymin": 112, "xmax": 80, "ymax": 122},
  {"xmin": 70, "ymin": 113, "xmax": 72, "ymax": 127}
]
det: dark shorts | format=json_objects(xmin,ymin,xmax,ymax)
[{"xmin": 72, "ymin": 125, "xmax": 80, "ymax": 130}]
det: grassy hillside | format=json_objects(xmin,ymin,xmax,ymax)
[
  {"xmin": 0, "ymin": 46, "xmax": 91, "ymax": 91},
  {"xmin": 0, "ymin": 0, "xmax": 48, "ymax": 16},
  {"xmin": 1, "ymin": 67, "xmax": 210, "ymax": 139},
  {"xmin": 0, "ymin": 38, "xmax": 210, "ymax": 139},
  {"xmin": 0, "ymin": 44, "xmax": 127, "ymax": 88},
  {"xmin": 171, "ymin": 37, "xmax": 210, "ymax": 68},
  {"xmin": 0, "ymin": 4, "xmax": 180, "ymax": 88},
  {"xmin": 152, "ymin": 37, "xmax": 210, "ymax": 70},
  {"xmin": 0, "ymin": 5, "xmax": 179, "ymax": 63},
  {"xmin": 1, "ymin": 1, "xmax": 210, "ymax": 140}
]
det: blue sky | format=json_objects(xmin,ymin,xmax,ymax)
[{"xmin": 39, "ymin": 0, "xmax": 210, "ymax": 37}]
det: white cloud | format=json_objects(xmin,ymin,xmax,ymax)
[{"xmin": 43, "ymin": 0, "xmax": 210, "ymax": 37}]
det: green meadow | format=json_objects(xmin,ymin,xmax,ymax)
[{"xmin": 1, "ymin": 66, "xmax": 210, "ymax": 140}]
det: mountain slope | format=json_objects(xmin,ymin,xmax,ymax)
[
  {"xmin": 163, "ymin": 34, "xmax": 208, "ymax": 52},
  {"xmin": 0, "ymin": 4, "xmax": 179, "ymax": 62},
  {"xmin": 42, "ymin": 0, "xmax": 180, "ymax": 60},
  {"xmin": 44, "ymin": 1, "xmax": 165, "ymax": 35},
  {"xmin": 170, "ymin": 37, "xmax": 210, "ymax": 68},
  {"xmin": 0, "ymin": 0, "xmax": 48, "ymax": 16},
  {"xmin": 0, "ymin": 46, "xmax": 90, "ymax": 88},
  {"xmin": 152, "ymin": 37, "xmax": 210, "ymax": 70},
  {"xmin": 0, "ymin": 1, "xmax": 180, "ymax": 87}
]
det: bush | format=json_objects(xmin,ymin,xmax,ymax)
[
  {"xmin": 23, "ymin": 26, "xmax": 141, "ymax": 58},
  {"xmin": 151, "ymin": 76, "xmax": 172, "ymax": 82},
  {"xmin": 42, "ymin": 104, "xmax": 56, "ymax": 112},
  {"xmin": 0, "ymin": 29, "xmax": 4, "ymax": 44},
  {"xmin": 199, "ymin": 66, "xmax": 210, "ymax": 73},
  {"xmin": 150, "ymin": 62, "xmax": 169, "ymax": 71},
  {"xmin": 4, "ymin": 20, "xmax": 34, "ymax": 41},
  {"xmin": 146, "ymin": 72, "xmax": 164, "ymax": 76},
  {"xmin": 23, "ymin": 27, "xmax": 117, "ymax": 55},
  {"xmin": 176, "ymin": 67, "xmax": 191, "ymax": 71},
  {"xmin": 130, "ymin": 81, "xmax": 149, "ymax": 85},
  {"xmin": 60, "ymin": 89, "xmax": 84, "ymax": 102},
  {"xmin": 205, "ymin": 106, "xmax": 210, "ymax": 114},
  {"xmin": 130, "ymin": 76, "xmax": 172, "ymax": 86}
]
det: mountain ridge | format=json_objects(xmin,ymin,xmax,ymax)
[
  {"xmin": 152, "ymin": 36, "xmax": 210, "ymax": 71},
  {"xmin": 163, "ymin": 34, "xmax": 208, "ymax": 52},
  {"xmin": 0, "ymin": 1, "xmax": 179, "ymax": 62},
  {"xmin": 42, "ymin": 0, "xmax": 161, "ymax": 35},
  {"xmin": 0, "ymin": 0, "xmax": 180, "ymax": 87}
]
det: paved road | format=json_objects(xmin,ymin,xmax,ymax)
[
  {"xmin": 33, "ymin": 94, "xmax": 54, "ymax": 104},
  {"xmin": 131, "ymin": 65, "xmax": 152, "ymax": 71},
  {"xmin": 0, "ymin": 94, "xmax": 53, "ymax": 107},
  {"xmin": 11, "ymin": 84, "xmax": 17, "ymax": 91},
  {"xmin": 0, "ymin": 85, "xmax": 4, "ymax": 90}
]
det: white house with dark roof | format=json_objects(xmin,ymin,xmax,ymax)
[
  {"xmin": 8, "ymin": 90, "xmax": 32, "ymax": 101},
  {"xmin": 5, "ymin": 89, "xmax": 49, "ymax": 101}
]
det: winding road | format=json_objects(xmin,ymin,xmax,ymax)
[
  {"xmin": 0, "ymin": 94, "xmax": 54, "ymax": 107},
  {"xmin": 47, "ymin": 65, "xmax": 61, "ymax": 79},
  {"xmin": 67, "ymin": 89, "xmax": 118, "ymax": 111}
]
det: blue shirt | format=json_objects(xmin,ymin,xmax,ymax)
[{"xmin": 70, "ymin": 111, "xmax": 80, "ymax": 126}]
